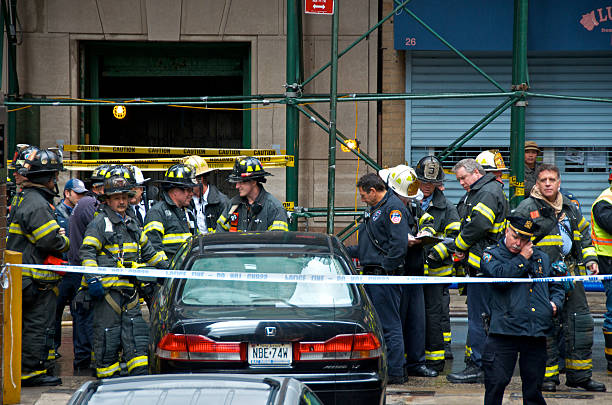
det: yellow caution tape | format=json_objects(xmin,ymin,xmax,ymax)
[
  {"xmin": 283, "ymin": 201, "xmax": 295, "ymax": 211},
  {"xmin": 64, "ymin": 144, "xmax": 285, "ymax": 156}
]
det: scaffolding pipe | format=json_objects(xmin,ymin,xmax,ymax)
[
  {"xmin": 327, "ymin": 2, "xmax": 340, "ymax": 234},
  {"xmin": 509, "ymin": 0, "xmax": 528, "ymax": 209},
  {"xmin": 437, "ymin": 96, "xmax": 517, "ymax": 161},
  {"xmin": 286, "ymin": 0, "xmax": 300, "ymax": 230}
]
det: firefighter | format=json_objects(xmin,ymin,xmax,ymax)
[
  {"xmin": 182, "ymin": 155, "xmax": 229, "ymax": 233},
  {"xmin": 143, "ymin": 163, "xmax": 198, "ymax": 260},
  {"xmin": 514, "ymin": 163, "xmax": 605, "ymax": 392},
  {"xmin": 7, "ymin": 148, "xmax": 69, "ymax": 386},
  {"xmin": 216, "ymin": 156, "xmax": 288, "ymax": 232},
  {"xmin": 593, "ymin": 168, "xmax": 612, "ymax": 376},
  {"xmin": 475, "ymin": 149, "xmax": 509, "ymax": 183},
  {"xmin": 79, "ymin": 169, "xmax": 169, "ymax": 378},
  {"xmin": 415, "ymin": 156, "xmax": 461, "ymax": 372},
  {"xmin": 8, "ymin": 144, "xmax": 39, "ymax": 220},
  {"xmin": 446, "ymin": 158, "xmax": 507, "ymax": 384}
]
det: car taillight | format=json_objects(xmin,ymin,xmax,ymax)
[
  {"xmin": 295, "ymin": 333, "xmax": 381, "ymax": 361},
  {"xmin": 157, "ymin": 334, "xmax": 246, "ymax": 361}
]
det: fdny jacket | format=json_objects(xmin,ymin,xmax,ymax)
[
  {"xmin": 80, "ymin": 204, "xmax": 168, "ymax": 290},
  {"xmin": 192, "ymin": 184, "xmax": 230, "ymax": 233},
  {"xmin": 454, "ymin": 173, "xmax": 508, "ymax": 272},
  {"xmin": 216, "ymin": 185, "xmax": 288, "ymax": 232},
  {"xmin": 346, "ymin": 191, "xmax": 409, "ymax": 271},
  {"xmin": 482, "ymin": 242, "xmax": 564, "ymax": 337},
  {"xmin": 143, "ymin": 191, "xmax": 197, "ymax": 259},
  {"xmin": 514, "ymin": 194, "xmax": 597, "ymax": 269},
  {"xmin": 7, "ymin": 184, "xmax": 70, "ymax": 282},
  {"xmin": 423, "ymin": 188, "xmax": 461, "ymax": 277}
]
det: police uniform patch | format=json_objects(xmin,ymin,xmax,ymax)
[
  {"xmin": 482, "ymin": 252, "xmax": 492, "ymax": 263},
  {"xmin": 390, "ymin": 210, "xmax": 402, "ymax": 224},
  {"xmin": 372, "ymin": 209, "xmax": 382, "ymax": 222}
]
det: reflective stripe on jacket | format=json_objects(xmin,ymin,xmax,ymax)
[{"xmin": 591, "ymin": 187, "xmax": 612, "ymax": 257}]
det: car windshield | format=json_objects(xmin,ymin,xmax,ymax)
[{"xmin": 182, "ymin": 254, "xmax": 356, "ymax": 307}]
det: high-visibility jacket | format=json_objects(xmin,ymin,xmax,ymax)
[
  {"xmin": 143, "ymin": 191, "xmax": 197, "ymax": 260},
  {"xmin": 423, "ymin": 188, "xmax": 461, "ymax": 277},
  {"xmin": 591, "ymin": 186, "xmax": 612, "ymax": 257},
  {"xmin": 7, "ymin": 184, "xmax": 70, "ymax": 283}
]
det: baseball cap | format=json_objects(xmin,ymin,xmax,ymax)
[{"xmin": 65, "ymin": 178, "xmax": 88, "ymax": 194}]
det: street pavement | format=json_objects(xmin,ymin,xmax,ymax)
[{"xmin": 15, "ymin": 291, "xmax": 612, "ymax": 405}]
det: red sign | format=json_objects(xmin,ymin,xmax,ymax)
[{"xmin": 305, "ymin": 0, "xmax": 334, "ymax": 15}]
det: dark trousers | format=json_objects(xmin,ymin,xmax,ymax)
[
  {"xmin": 400, "ymin": 284, "xmax": 426, "ymax": 371},
  {"xmin": 483, "ymin": 334, "xmax": 547, "ymax": 405},
  {"xmin": 442, "ymin": 285, "xmax": 452, "ymax": 347},
  {"xmin": 466, "ymin": 282, "xmax": 489, "ymax": 368},
  {"xmin": 365, "ymin": 284, "xmax": 405, "ymax": 377},
  {"xmin": 423, "ymin": 283, "xmax": 445, "ymax": 370},
  {"xmin": 55, "ymin": 273, "xmax": 93, "ymax": 368},
  {"xmin": 22, "ymin": 279, "xmax": 57, "ymax": 378}
]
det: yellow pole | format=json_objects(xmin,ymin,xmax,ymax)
[{"xmin": 3, "ymin": 251, "xmax": 21, "ymax": 404}]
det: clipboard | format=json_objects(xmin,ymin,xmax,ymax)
[{"xmin": 414, "ymin": 234, "xmax": 443, "ymax": 245}]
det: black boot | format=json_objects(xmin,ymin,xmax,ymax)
[
  {"xmin": 604, "ymin": 329, "xmax": 612, "ymax": 373},
  {"xmin": 407, "ymin": 364, "xmax": 439, "ymax": 377},
  {"xmin": 22, "ymin": 374, "xmax": 62, "ymax": 387},
  {"xmin": 541, "ymin": 380, "xmax": 558, "ymax": 392},
  {"xmin": 566, "ymin": 378, "xmax": 606, "ymax": 392},
  {"xmin": 446, "ymin": 362, "xmax": 483, "ymax": 383}
]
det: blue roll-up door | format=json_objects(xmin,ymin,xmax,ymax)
[{"xmin": 406, "ymin": 51, "xmax": 612, "ymax": 216}]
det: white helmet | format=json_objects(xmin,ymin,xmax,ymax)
[
  {"xmin": 476, "ymin": 150, "xmax": 509, "ymax": 172},
  {"xmin": 378, "ymin": 164, "xmax": 422, "ymax": 199},
  {"xmin": 182, "ymin": 155, "xmax": 215, "ymax": 177},
  {"xmin": 124, "ymin": 164, "xmax": 149, "ymax": 186}
]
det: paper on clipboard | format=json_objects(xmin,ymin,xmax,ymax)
[{"xmin": 414, "ymin": 234, "xmax": 443, "ymax": 245}]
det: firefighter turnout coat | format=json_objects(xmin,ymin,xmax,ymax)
[{"xmin": 216, "ymin": 185, "xmax": 289, "ymax": 232}]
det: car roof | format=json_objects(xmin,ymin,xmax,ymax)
[
  {"xmin": 195, "ymin": 231, "xmax": 336, "ymax": 254},
  {"xmin": 69, "ymin": 374, "xmax": 305, "ymax": 405}
]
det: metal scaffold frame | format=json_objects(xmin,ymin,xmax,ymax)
[{"xmin": 3, "ymin": 0, "xmax": 612, "ymax": 238}]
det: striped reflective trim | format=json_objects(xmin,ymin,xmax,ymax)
[
  {"xmin": 443, "ymin": 332, "xmax": 451, "ymax": 342},
  {"xmin": 472, "ymin": 202, "xmax": 495, "ymax": 225},
  {"xmin": 419, "ymin": 212, "xmax": 434, "ymax": 227},
  {"xmin": 83, "ymin": 236, "xmax": 102, "ymax": 250},
  {"xmin": 100, "ymin": 277, "xmax": 134, "ymax": 288},
  {"xmin": 536, "ymin": 235, "xmax": 563, "ymax": 246},
  {"xmin": 421, "ymin": 226, "xmax": 436, "ymax": 236},
  {"xmin": 268, "ymin": 220, "xmax": 289, "ymax": 231},
  {"xmin": 593, "ymin": 235, "xmax": 612, "ymax": 246},
  {"xmin": 22, "ymin": 269, "xmax": 61, "ymax": 282},
  {"xmin": 8, "ymin": 223, "xmax": 36, "ymax": 243},
  {"xmin": 96, "ymin": 362, "xmax": 121, "ymax": 378},
  {"xmin": 432, "ymin": 242, "xmax": 450, "ymax": 260},
  {"xmin": 578, "ymin": 217, "xmax": 589, "ymax": 232},
  {"xmin": 455, "ymin": 234, "xmax": 470, "ymax": 251},
  {"xmin": 217, "ymin": 215, "xmax": 229, "ymax": 230},
  {"xmin": 582, "ymin": 246, "xmax": 597, "ymax": 260},
  {"xmin": 464, "ymin": 345, "xmax": 472, "ymax": 358},
  {"xmin": 143, "ymin": 221, "xmax": 164, "ymax": 234},
  {"xmin": 48, "ymin": 349, "xmax": 56, "ymax": 360},
  {"xmin": 425, "ymin": 350, "xmax": 445, "ymax": 361},
  {"xmin": 468, "ymin": 252, "xmax": 481, "ymax": 269},
  {"xmin": 21, "ymin": 369, "xmax": 47, "ymax": 380},
  {"xmin": 565, "ymin": 358, "xmax": 592, "ymax": 370},
  {"xmin": 147, "ymin": 251, "xmax": 167, "ymax": 266},
  {"xmin": 490, "ymin": 221, "xmax": 506, "ymax": 234},
  {"xmin": 573, "ymin": 230, "xmax": 581, "ymax": 241},
  {"xmin": 139, "ymin": 232, "xmax": 149, "ymax": 244},
  {"xmin": 82, "ymin": 259, "xmax": 98, "ymax": 267},
  {"xmin": 162, "ymin": 233, "xmax": 191, "ymax": 244},
  {"xmin": 32, "ymin": 220, "xmax": 60, "ymax": 242},
  {"xmin": 545, "ymin": 364, "xmax": 559, "ymax": 377},
  {"xmin": 428, "ymin": 264, "xmax": 453, "ymax": 277},
  {"xmin": 444, "ymin": 221, "xmax": 461, "ymax": 234},
  {"xmin": 605, "ymin": 347, "xmax": 612, "ymax": 356},
  {"xmin": 126, "ymin": 355, "xmax": 148, "ymax": 372}
]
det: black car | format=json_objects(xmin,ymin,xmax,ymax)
[
  {"xmin": 149, "ymin": 232, "xmax": 387, "ymax": 405},
  {"xmin": 67, "ymin": 374, "xmax": 324, "ymax": 405}
]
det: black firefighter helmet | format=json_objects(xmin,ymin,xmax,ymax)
[
  {"xmin": 415, "ymin": 155, "xmax": 445, "ymax": 184},
  {"xmin": 227, "ymin": 156, "xmax": 271, "ymax": 183},
  {"xmin": 98, "ymin": 165, "xmax": 136, "ymax": 201},
  {"xmin": 158, "ymin": 163, "xmax": 198, "ymax": 189}
]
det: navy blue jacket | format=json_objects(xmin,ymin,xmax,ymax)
[
  {"xmin": 347, "ymin": 191, "xmax": 409, "ymax": 271},
  {"xmin": 482, "ymin": 242, "xmax": 564, "ymax": 337},
  {"xmin": 55, "ymin": 200, "xmax": 72, "ymax": 237},
  {"xmin": 68, "ymin": 194, "xmax": 100, "ymax": 266}
]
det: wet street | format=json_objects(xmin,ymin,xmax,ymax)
[{"xmin": 18, "ymin": 291, "xmax": 612, "ymax": 405}]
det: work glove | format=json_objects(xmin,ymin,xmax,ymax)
[
  {"xmin": 87, "ymin": 277, "xmax": 105, "ymax": 299},
  {"xmin": 551, "ymin": 261, "xmax": 574, "ymax": 292}
]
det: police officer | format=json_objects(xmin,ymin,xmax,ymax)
[
  {"xmin": 481, "ymin": 216, "xmax": 564, "ymax": 405},
  {"xmin": 182, "ymin": 155, "xmax": 229, "ymax": 233},
  {"xmin": 415, "ymin": 156, "xmax": 461, "ymax": 372},
  {"xmin": 447, "ymin": 158, "xmax": 507, "ymax": 383},
  {"xmin": 514, "ymin": 163, "xmax": 605, "ymax": 392},
  {"xmin": 7, "ymin": 148, "xmax": 68, "ymax": 386},
  {"xmin": 80, "ymin": 168, "xmax": 169, "ymax": 378},
  {"xmin": 144, "ymin": 163, "xmax": 198, "ymax": 259},
  {"xmin": 524, "ymin": 141, "xmax": 542, "ymax": 197},
  {"xmin": 592, "ymin": 169, "xmax": 612, "ymax": 374},
  {"xmin": 216, "ymin": 157, "xmax": 288, "ymax": 232},
  {"xmin": 346, "ymin": 172, "xmax": 409, "ymax": 384}
]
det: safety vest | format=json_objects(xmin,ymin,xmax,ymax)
[{"xmin": 591, "ymin": 187, "xmax": 612, "ymax": 257}]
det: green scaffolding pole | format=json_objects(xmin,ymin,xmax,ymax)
[
  {"xmin": 509, "ymin": 0, "xmax": 528, "ymax": 209},
  {"xmin": 327, "ymin": 1, "xmax": 340, "ymax": 234},
  {"xmin": 286, "ymin": 0, "xmax": 300, "ymax": 231}
]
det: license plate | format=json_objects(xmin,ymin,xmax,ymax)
[{"xmin": 248, "ymin": 343, "xmax": 292, "ymax": 365}]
